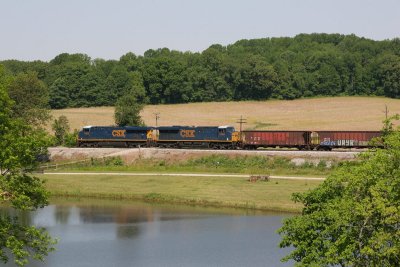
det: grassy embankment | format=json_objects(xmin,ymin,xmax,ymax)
[
  {"xmin": 42, "ymin": 173, "xmax": 322, "ymax": 213},
  {"xmin": 52, "ymin": 154, "xmax": 337, "ymax": 177}
]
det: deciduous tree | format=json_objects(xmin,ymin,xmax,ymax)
[
  {"xmin": 7, "ymin": 71, "xmax": 51, "ymax": 127},
  {"xmin": 0, "ymin": 77, "xmax": 56, "ymax": 266},
  {"xmin": 379, "ymin": 55, "xmax": 400, "ymax": 99},
  {"xmin": 114, "ymin": 94, "xmax": 144, "ymax": 126},
  {"xmin": 52, "ymin": 115, "xmax": 70, "ymax": 145}
]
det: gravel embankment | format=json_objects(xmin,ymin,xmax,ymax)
[{"xmin": 49, "ymin": 147, "xmax": 360, "ymax": 164}]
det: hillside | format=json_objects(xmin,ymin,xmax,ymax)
[{"xmin": 51, "ymin": 96, "xmax": 400, "ymax": 131}]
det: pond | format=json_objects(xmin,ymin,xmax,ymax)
[{"xmin": 4, "ymin": 199, "xmax": 293, "ymax": 267}]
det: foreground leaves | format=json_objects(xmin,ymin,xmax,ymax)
[
  {"xmin": 0, "ymin": 216, "xmax": 55, "ymax": 266},
  {"xmin": 0, "ymin": 67, "xmax": 56, "ymax": 266}
]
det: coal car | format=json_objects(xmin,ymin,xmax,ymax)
[
  {"xmin": 241, "ymin": 130, "xmax": 382, "ymax": 150},
  {"xmin": 241, "ymin": 130, "xmax": 311, "ymax": 150},
  {"xmin": 311, "ymin": 131, "xmax": 382, "ymax": 150}
]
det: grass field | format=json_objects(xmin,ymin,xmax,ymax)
[
  {"xmin": 41, "ymin": 174, "xmax": 322, "ymax": 212},
  {"xmin": 52, "ymin": 154, "xmax": 335, "ymax": 177},
  {"xmin": 51, "ymin": 96, "xmax": 400, "ymax": 131}
]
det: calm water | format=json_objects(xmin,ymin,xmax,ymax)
[{"xmin": 5, "ymin": 199, "xmax": 293, "ymax": 267}]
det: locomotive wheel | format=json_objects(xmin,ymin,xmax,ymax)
[{"xmin": 91, "ymin": 142, "xmax": 99, "ymax": 148}]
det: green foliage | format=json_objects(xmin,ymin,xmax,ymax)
[
  {"xmin": 114, "ymin": 94, "xmax": 144, "ymax": 126},
  {"xmin": 184, "ymin": 155, "xmax": 334, "ymax": 174},
  {"xmin": 7, "ymin": 71, "xmax": 50, "ymax": 127},
  {"xmin": 49, "ymin": 78, "xmax": 69, "ymax": 109},
  {"xmin": 53, "ymin": 154, "xmax": 335, "ymax": 177},
  {"xmin": 64, "ymin": 129, "xmax": 79, "ymax": 147},
  {"xmin": 2, "ymin": 34, "xmax": 400, "ymax": 108},
  {"xmin": 1, "ymin": 120, "xmax": 51, "ymax": 174},
  {"xmin": 378, "ymin": 55, "xmax": 400, "ymax": 98},
  {"xmin": 51, "ymin": 115, "xmax": 70, "ymax": 146},
  {"xmin": 278, "ymin": 119, "xmax": 400, "ymax": 266},
  {"xmin": 0, "ymin": 216, "xmax": 54, "ymax": 266},
  {"xmin": 129, "ymin": 71, "xmax": 148, "ymax": 103},
  {"xmin": 0, "ymin": 81, "xmax": 56, "ymax": 266},
  {"xmin": 89, "ymin": 156, "xmax": 124, "ymax": 167}
]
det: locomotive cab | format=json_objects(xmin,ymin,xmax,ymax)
[{"xmin": 83, "ymin": 126, "xmax": 91, "ymax": 135}]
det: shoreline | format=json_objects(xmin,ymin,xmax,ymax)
[
  {"xmin": 43, "ymin": 171, "xmax": 326, "ymax": 180},
  {"xmin": 48, "ymin": 191, "xmax": 302, "ymax": 213},
  {"xmin": 41, "ymin": 172, "xmax": 323, "ymax": 213}
]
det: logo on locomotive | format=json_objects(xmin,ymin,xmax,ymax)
[
  {"xmin": 180, "ymin": 129, "xmax": 195, "ymax": 138},
  {"xmin": 112, "ymin": 130, "xmax": 126, "ymax": 137}
]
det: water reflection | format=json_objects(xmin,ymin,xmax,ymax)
[
  {"xmin": 55, "ymin": 205, "xmax": 70, "ymax": 224},
  {"xmin": 117, "ymin": 225, "xmax": 139, "ymax": 239},
  {"xmin": 2, "ymin": 199, "xmax": 293, "ymax": 267}
]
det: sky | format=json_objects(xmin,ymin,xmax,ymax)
[{"xmin": 1, "ymin": 0, "xmax": 399, "ymax": 61}]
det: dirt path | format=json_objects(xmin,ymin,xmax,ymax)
[{"xmin": 42, "ymin": 172, "xmax": 326, "ymax": 181}]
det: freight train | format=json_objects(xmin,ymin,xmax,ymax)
[{"xmin": 77, "ymin": 125, "xmax": 382, "ymax": 150}]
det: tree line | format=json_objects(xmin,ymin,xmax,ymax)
[{"xmin": 1, "ymin": 33, "xmax": 400, "ymax": 109}]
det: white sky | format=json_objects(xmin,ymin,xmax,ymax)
[{"xmin": 1, "ymin": 0, "xmax": 399, "ymax": 61}]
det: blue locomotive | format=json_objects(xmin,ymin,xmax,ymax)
[
  {"xmin": 77, "ymin": 125, "xmax": 239, "ymax": 148},
  {"xmin": 77, "ymin": 126, "xmax": 154, "ymax": 147},
  {"xmin": 156, "ymin": 126, "xmax": 239, "ymax": 149}
]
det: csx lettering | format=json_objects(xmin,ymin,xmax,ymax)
[
  {"xmin": 180, "ymin": 130, "xmax": 195, "ymax": 138},
  {"xmin": 112, "ymin": 130, "xmax": 126, "ymax": 137}
]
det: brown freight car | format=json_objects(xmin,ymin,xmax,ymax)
[
  {"xmin": 241, "ymin": 130, "xmax": 382, "ymax": 150},
  {"xmin": 312, "ymin": 131, "xmax": 382, "ymax": 150},
  {"xmin": 241, "ymin": 131, "xmax": 311, "ymax": 150}
]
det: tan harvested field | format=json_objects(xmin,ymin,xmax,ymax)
[{"xmin": 51, "ymin": 97, "xmax": 400, "ymax": 131}]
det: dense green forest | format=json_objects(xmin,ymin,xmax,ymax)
[{"xmin": 1, "ymin": 33, "xmax": 400, "ymax": 108}]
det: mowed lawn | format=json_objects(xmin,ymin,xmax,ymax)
[
  {"xmin": 41, "ymin": 174, "xmax": 322, "ymax": 212},
  {"xmin": 51, "ymin": 96, "xmax": 400, "ymax": 131}
]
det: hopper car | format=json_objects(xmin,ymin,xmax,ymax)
[{"xmin": 241, "ymin": 130, "xmax": 382, "ymax": 150}]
